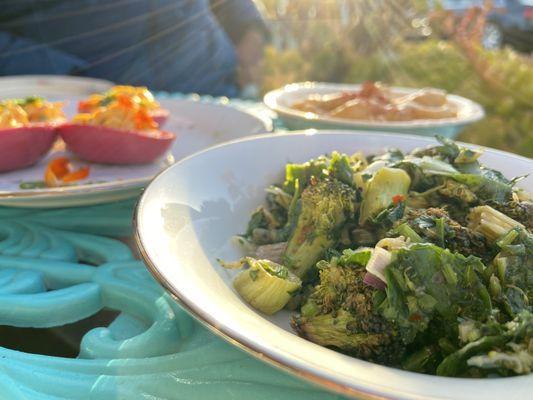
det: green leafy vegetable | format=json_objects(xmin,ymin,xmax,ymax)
[
  {"xmin": 19, "ymin": 180, "xmax": 47, "ymax": 189},
  {"xmin": 233, "ymin": 137, "xmax": 532, "ymax": 377},
  {"xmin": 394, "ymin": 208, "xmax": 492, "ymax": 260},
  {"xmin": 451, "ymin": 173, "xmax": 513, "ymax": 202},
  {"xmin": 437, "ymin": 311, "xmax": 533, "ymax": 377},
  {"xmin": 380, "ymin": 243, "xmax": 492, "ymax": 344}
]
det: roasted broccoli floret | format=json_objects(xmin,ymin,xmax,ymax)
[
  {"xmin": 219, "ymin": 257, "xmax": 302, "ymax": 315},
  {"xmin": 283, "ymin": 179, "xmax": 358, "ymax": 278},
  {"xmin": 291, "ymin": 252, "xmax": 405, "ymax": 365},
  {"xmin": 283, "ymin": 151, "xmax": 363, "ymax": 194}
]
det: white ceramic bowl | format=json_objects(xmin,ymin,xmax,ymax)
[
  {"xmin": 135, "ymin": 131, "xmax": 532, "ymax": 400},
  {"xmin": 264, "ymin": 82, "xmax": 485, "ymax": 138}
]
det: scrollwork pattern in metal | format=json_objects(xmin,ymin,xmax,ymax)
[{"xmin": 0, "ymin": 204, "xmax": 340, "ymax": 400}]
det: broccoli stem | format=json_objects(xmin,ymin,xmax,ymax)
[
  {"xmin": 394, "ymin": 223, "xmax": 423, "ymax": 243},
  {"xmin": 468, "ymin": 206, "xmax": 524, "ymax": 242}
]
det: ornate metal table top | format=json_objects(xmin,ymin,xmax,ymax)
[{"xmin": 0, "ymin": 200, "xmax": 343, "ymax": 399}]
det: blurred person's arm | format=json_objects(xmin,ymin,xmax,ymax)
[
  {"xmin": 0, "ymin": 32, "xmax": 87, "ymax": 75},
  {"xmin": 210, "ymin": 0, "xmax": 269, "ymax": 93}
]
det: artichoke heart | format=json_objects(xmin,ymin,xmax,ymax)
[
  {"xmin": 359, "ymin": 167, "xmax": 411, "ymax": 224},
  {"xmin": 223, "ymin": 257, "xmax": 302, "ymax": 315}
]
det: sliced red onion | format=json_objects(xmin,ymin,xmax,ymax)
[
  {"xmin": 364, "ymin": 272, "xmax": 387, "ymax": 290},
  {"xmin": 365, "ymin": 247, "xmax": 391, "ymax": 282}
]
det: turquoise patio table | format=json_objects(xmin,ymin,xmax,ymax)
[{"xmin": 0, "ymin": 95, "xmax": 346, "ymax": 400}]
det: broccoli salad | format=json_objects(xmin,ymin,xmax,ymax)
[{"xmin": 220, "ymin": 136, "xmax": 532, "ymax": 378}]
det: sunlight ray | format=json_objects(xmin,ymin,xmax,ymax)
[
  {"xmin": 77, "ymin": 0, "xmax": 229, "ymax": 72},
  {"xmin": 120, "ymin": 15, "xmax": 217, "ymax": 83},
  {"xmin": 0, "ymin": 1, "xmax": 180, "ymax": 59},
  {"xmin": 1, "ymin": 0, "xmax": 146, "ymax": 26}
]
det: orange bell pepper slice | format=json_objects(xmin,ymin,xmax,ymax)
[
  {"xmin": 62, "ymin": 167, "xmax": 90, "ymax": 183},
  {"xmin": 134, "ymin": 108, "xmax": 158, "ymax": 130},
  {"xmin": 78, "ymin": 99, "xmax": 98, "ymax": 113},
  {"xmin": 117, "ymin": 94, "xmax": 134, "ymax": 109},
  {"xmin": 44, "ymin": 157, "xmax": 90, "ymax": 187}
]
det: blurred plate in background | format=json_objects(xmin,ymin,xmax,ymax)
[
  {"xmin": 0, "ymin": 75, "xmax": 114, "ymax": 99},
  {"xmin": 0, "ymin": 97, "xmax": 272, "ymax": 208},
  {"xmin": 264, "ymin": 82, "xmax": 484, "ymax": 138}
]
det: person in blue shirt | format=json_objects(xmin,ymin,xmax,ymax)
[{"xmin": 0, "ymin": 0, "xmax": 268, "ymax": 97}]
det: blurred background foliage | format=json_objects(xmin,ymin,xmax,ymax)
[{"xmin": 259, "ymin": 0, "xmax": 533, "ymax": 157}]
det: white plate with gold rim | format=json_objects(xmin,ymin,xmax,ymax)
[
  {"xmin": 0, "ymin": 98, "xmax": 272, "ymax": 208},
  {"xmin": 135, "ymin": 131, "xmax": 532, "ymax": 400}
]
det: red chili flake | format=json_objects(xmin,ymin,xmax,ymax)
[
  {"xmin": 409, "ymin": 313, "xmax": 422, "ymax": 322},
  {"xmin": 392, "ymin": 194, "xmax": 405, "ymax": 205},
  {"xmin": 309, "ymin": 175, "xmax": 318, "ymax": 186}
]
